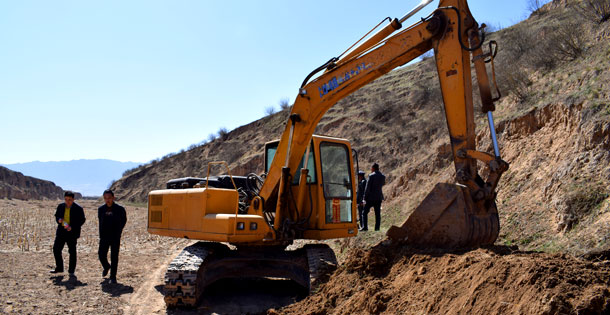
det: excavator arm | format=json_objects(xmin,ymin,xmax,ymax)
[{"xmin": 257, "ymin": 0, "xmax": 508, "ymax": 247}]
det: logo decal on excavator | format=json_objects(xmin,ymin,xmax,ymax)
[
  {"xmin": 318, "ymin": 62, "xmax": 372, "ymax": 98},
  {"xmin": 331, "ymin": 198, "xmax": 341, "ymax": 223}
]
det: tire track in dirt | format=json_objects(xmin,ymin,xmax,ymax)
[{"xmin": 123, "ymin": 245, "xmax": 183, "ymax": 315}]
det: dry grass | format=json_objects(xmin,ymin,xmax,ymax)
[
  {"xmin": 0, "ymin": 199, "xmax": 188, "ymax": 254},
  {"xmin": 0, "ymin": 199, "xmax": 58, "ymax": 252}
]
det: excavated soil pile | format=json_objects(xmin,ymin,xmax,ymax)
[{"xmin": 274, "ymin": 243, "xmax": 610, "ymax": 315}]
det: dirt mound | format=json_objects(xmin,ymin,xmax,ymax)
[{"xmin": 275, "ymin": 242, "xmax": 610, "ymax": 315}]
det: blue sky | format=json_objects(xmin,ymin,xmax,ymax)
[{"xmin": 0, "ymin": 0, "xmax": 544, "ymax": 164}]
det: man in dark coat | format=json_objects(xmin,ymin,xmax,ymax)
[
  {"xmin": 98, "ymin": 189, "xmax": 127, "ymax": 284},
  {"xmin": 362, "ymin": 163, "xmax": 385, "ymax": 231},
  {"xmin": 51, "ymin": 191, "xmax": 86, "ymax": 276},
  {"xmin": 356, "ymin": 170, "xmax": 367, "ymax": 230}
]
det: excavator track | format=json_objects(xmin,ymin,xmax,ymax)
[
  {"xmin": 163, "ymin": 243, "xmax": 209, "ymax": 307},
  {"xmin": 305, "ymin": 244, "xmax": 338, "ymax": 291},
  {"xmin": 162, "ymin": 242, "xmax": 337, "ymax": 308}
]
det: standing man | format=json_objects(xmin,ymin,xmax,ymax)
[
  {"xmin": 362, "ymin": 163, "xmax": 385, "ymax": 231},
  {"xmin": 98, "ymin": 189, "xmax": 127, "ymax": 284},
  {"xmin": 51, "ymin": 191, "xmax": 86, "ymax": 276},
  {"xmin": 356, "ymin": 170, "xmax": 367, "ymax": 231}
]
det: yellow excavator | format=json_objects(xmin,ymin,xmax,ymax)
[{"xmin": 147, "ymin": 0, "xmax": 509, "ymax": 307}]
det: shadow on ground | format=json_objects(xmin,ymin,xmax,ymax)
[
  {"xmin": 165, "ymin": 278, "xmax": 306, "ymax": 315},
  {"xmin": 100, "ymin": 279, "xmax": 134, "ymax": 297},
  {"xmin": 50, "ymin": 275, "xmax": 88, "ymax": 290}
]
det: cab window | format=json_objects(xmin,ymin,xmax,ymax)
[
  {"xmin": 319, "ymin": 142, "xmax": 353, "ymax": 223},
  {"xmin": 265, "ymin": 141, "xmax": 316, "ymax": 184}
]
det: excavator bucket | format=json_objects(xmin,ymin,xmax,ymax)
[{"xmin": 387, "ymin": 183, "xmax": 499, "ymax": 248}]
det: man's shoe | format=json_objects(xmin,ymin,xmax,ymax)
[
  {"xmin": 49, "ymin": 269, "xmax": 63, "ymax": 274},
  {"xmin": 359, "ymin": 228, "xmax": 368, "ymax": 231},
  {"xmin": 102, "ymin": 267, "xmax": 110, "ymax": 277},
  {"xmin": 109, "ymin": 277, "xmax": 117, "ymax": 284}
]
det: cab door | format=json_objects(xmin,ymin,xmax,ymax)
[{"xmin": 318, "ymin": 140, "xmax": 355, "ymax": 228}]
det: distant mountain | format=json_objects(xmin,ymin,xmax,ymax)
[{"xmin": 2, "ymin": 159, "xmax": 141, "ymax": 197}]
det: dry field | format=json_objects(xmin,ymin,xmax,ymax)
[
  {"xmin": 0, "ymin": 199, "xmax": 185, "ymax": 314},
  {"xmin": 0, "ymin": 199, "xmax": 311, "ymax": 314}
]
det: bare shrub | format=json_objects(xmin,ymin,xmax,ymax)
[
  {"xmin": 122, "ymin": 164, "xmax": 143, "ymax": 177},
  {"xmin": 527, "ymin": 0, "xmax": 550, "ymax": 15},
  {"xmin": 492, "ymin": 26, "xmax": 533, "ymax": 101},
  {"xmin": 208, "ymin": 133, "xmax": 217, "ymax": 142},
  {"xmin": 218, "ymin": 127, "xmax": 229, "ymax": 141},
  {"xmin": 575, "ymin": 0, "xmax": 610, "ymax": 24},
  {"xmin": 265, "ymin": 106, "xmax": 276, "ymax": 116},
  {"xmin": 498, "ymin": 68, "xmax": 532, "ymax": 103},
  {"xmin": 504, "ymin": 24, "xmax": 557, "ymax": 71},
  {"xmin": 371, "ymin": 100, "xmax": 396, "ymax": 122},
  {"xmin": 412, "ymin": 81, "xmax": 442, "ymax": 108},
  {"xmin": 555, "ymin": 181, "xmax": 608, "ymax": 232},
  {"xmin": 524, "ymin": 30, "xmax": 559, "ymax": 70},
  {"xmin": 495, "ymin": 17, "xmax": 585, "ymax": 101},
  {"xmin": 553, "ymin": 21, "xmax": 587, "ymax": 61},
  {"xmin": 501, "ymin": 25, "xmax": 534, "ymax": 61},
  {"xmin": 520, "ymin": 20, "xmax": 586, "ymax": 66},
  {"xmin": 279, "ymin": 98, "xmax": 291, "ymax": 111},
  {"xmin": 162, "ymin": 152, "xmax": 176, "ymax": 160}
]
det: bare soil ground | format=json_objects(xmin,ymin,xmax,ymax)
[
  {"xmin": 1, "ymin": 199, "xmax": 608, "ymax": 314},
  {"xmin": 276, "ymin": 242, "xmax": 610, "ymax": 314},
  {"xmin": 0, "ymin": 199, "xmax": 308, "ymax": 315},
  {"xmin": 0, "ymin": 199, "xmax": 184, "ymax": 314}
]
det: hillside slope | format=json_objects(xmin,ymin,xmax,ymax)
[
  {"xmin": 0, "ymin": 166, "xmax": 65, "ymax": 200},
  {"xmin": 3, "ymin": 159, "xmax": 141, "ymax": 197},
  {"xmin": 111, "ymin": 0, "xmax": 609, "ymax": 255}
]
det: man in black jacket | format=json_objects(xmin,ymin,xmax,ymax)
[
  {"xmin": 51, "ymin": 191, "xmax": 86, "ymax": 276},
  {"xmin": 98, "ymin": 189, "xmax": 127, "ymax": 284},
  {"xmin": 362, "ymin": 163, "xmax": 385, "ymax": 231}
]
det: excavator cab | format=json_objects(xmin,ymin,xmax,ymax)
[{"xmin": 264, "ymin": 135, "xmax": 358, "ymax": 240}]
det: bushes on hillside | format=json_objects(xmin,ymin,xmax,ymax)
[
  {"xmin": 279, "ymin": 98, "xmax": 291, "ymax": 111},
  {"xmin": 122, "ymin": 165, "xmax": 143, "ymax": 177},
  {"xmin": 265, "ymin": 106, "xmax": 276, "ymax": 116},
  {"xmin": 494, "ymin": 9, "xmax": 590, "ymax": 103},
  {"xmin": 555, "ymin": 181, "xmax": 609, "ymax": 232},
  {"xmin": 218, "ymin": 127, "xmax": 229, "ymax": 141},
  {"xmin": 528, "ymin": 0, "xmax": 551, "ymax": 15},
  {"xmin": 575, "ymin": 0, "xmax": 610, "ymax": 24}
]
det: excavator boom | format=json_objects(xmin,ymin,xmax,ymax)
[{"xmin": 260, "ymin": 0, "xmax": 508, "ymax": 247}]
